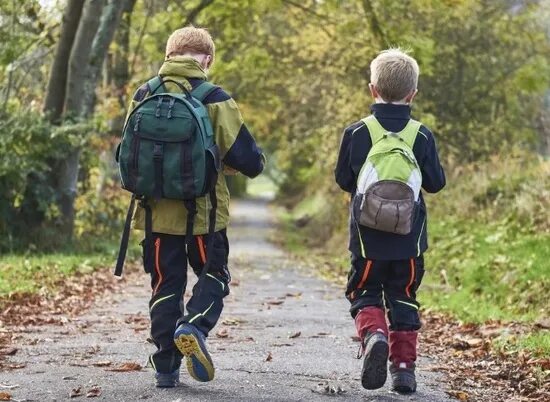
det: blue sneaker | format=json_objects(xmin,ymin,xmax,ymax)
[
  {"xmin": 174, "ymin": 323, "xmax": 215, "ymax": 382},
  {"xmin": 155, "ymin": 369, "xmax": 180, "ymax": 388}
]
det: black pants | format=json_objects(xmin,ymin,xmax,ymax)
[
  {"xmin": 144, "ymin": 230, "xmax": 230, "ymax": 373},
  {"xmin": 346, "ymin": 254, "xmax": 425, "ymax": 331}
]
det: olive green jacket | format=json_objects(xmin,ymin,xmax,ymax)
[{"xmin": 127, "ymin": 56, "xmax": 265, "ymax": 235}]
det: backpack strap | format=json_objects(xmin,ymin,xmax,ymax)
[
  {"xmin": 399, "ymin": 119, "xmax": 422, "ymax": 148},
  {"xmin": 362, "ymin": 115, "xmax": 421, "ymax": 148},
  {"xmin": 195, "ymin": 185, "xmax": 218, "ymax": 296},
  {"xmin": 147, "ymin": 76, "xmax": 165, "ymax": 95},
  {"xmin": 362, "ymin": 115, "xmax": 387, "ymax": 145},
  {"xmin": 191, "ymin": 81, "xmax": 219, "ymax": 103},
  {"xmin": 114, "ymin": 194, "xmax": 137, "ymax": 277}
]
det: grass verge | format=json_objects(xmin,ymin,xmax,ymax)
[{"xmin": 0, "ymin": 236, "xmax": 140, "ymax": 299}]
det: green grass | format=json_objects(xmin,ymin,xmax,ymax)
[
  {"xmin": 0, "ymin": 236, "xmax": 140, "ymax": 298},
  {"xmin": 423, "ymin": 217, "xmax": 550, "ymax": 323},
  {"xmin": 494, "ymin": 332, "xmax": 550, "ymax": 358}
]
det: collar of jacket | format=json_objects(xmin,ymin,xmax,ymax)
[
  {"xmin": 370, "ymin": 103, "xmax": 411, "ymax": 120},
  {"xmin": 158, "ymin": 56, "xmax": 208, "ymax": 81}
]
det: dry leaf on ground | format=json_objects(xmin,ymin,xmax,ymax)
[
  {"xmin": 92, "ymin": 361, "xmax": 111, "ymax": 367},
  {"xmin": 288, "ymin": 331, "xmax": 301, "ymax": 339},
  {"xmin": 70, "ymin": 386, "xmax": 83, "ymax": 398},
  {"xmin": 216, "ymin": 328, "xmax": 229, "ymax": 338},
  {"xmin": 265, "ymin": 352, "xmax": 273, "ymax": 362},
  {"xmin": 86, "ymin": 387, "xmax": 101, "ymax": 398},
  {"xmin": 107, "ymin": 362, "xmax": 142, "ymax": 372},
  {"xmin": 0, "ymin": 391, "xmax": 11, "ymax": 401},
  {"xmin": 0, "ymin": 348, "xmax": 17, "ymax": 356}
]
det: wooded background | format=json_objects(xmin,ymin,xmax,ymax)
[{"xmin": 0, "ymin": 0, "xmax": 549, "ymax": 252}]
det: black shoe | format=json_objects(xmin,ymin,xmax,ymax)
[
  {"xmin": 360, "ymin": 332, "xmax": 389, "ymax": 390},
  {"xmin": 390, "ymin": 363, "xmax": 416, "ymax": 393},
  {"xmin": 155, "ymin": 369, "xmax": 180, "ymax": 388}
]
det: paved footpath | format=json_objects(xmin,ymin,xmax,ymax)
[{"xmin": 2, "ymin": 199, "xmax": 451, "ymax": 401}]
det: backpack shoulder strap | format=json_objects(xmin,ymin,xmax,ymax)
[
  {"xmin": 146, "ymin": 76, "xmax": 165, "ymax": 95},
  {"xmin": 191, "ymin": 81, "xmax": 219, "ymax": 103},
  {"xmin": 361, "ymin": 115, "xmax": 386, "ymax": 145},
  {"xmin": 399, "ymin": 119, "xmax": 422, "ymax": 148}
]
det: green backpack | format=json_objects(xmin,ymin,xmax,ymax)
[
  {"xmin": 114, "ymin": 76, "xmax": 221, "ymax": 277},
  {"xmin": 353, "ymin": 115, "xmax": 422, "ymax": 235}
]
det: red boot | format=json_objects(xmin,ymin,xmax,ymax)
[
  {"xmin": 355, "ymin": 306, "xmax": 388, "ymax": 339},
  {"xmin": 355, "ymin": 307, "xmax": 389, "ymax": 390},
  {"xmin": 389, "ymin": 330, "xmax": 418, "ymax": 393}
]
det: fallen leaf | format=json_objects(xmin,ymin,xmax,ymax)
[
  {"xmin": 231, "ymin": 279, "xmax": 240, "ymax": 286},
  {"xmin": 265, "ymin": 352, "xmax": 273, "ymax": 362},
  {"xmin": 70, "ymin": 386, "xmax": 83, "ymax": 398},
  {"xmin": 0, "ymin": 348, "xmax": 17, "ymax": 356},
  {"xmin": 0, "ymin": 392, "xmax": 10, "ymax": 401},
  {"xmin": 92, "ymin": 361, "xmax": 111, "ymax": 367},
  {"xmin": 535, "ymin": 318, "xmax": 550, "ymax": 329},
  {"xmin": 216, "ymin": 328, "xmax": 230, "ymax": 338},
  {"xmin": 285, "ymin": 292, "xmax": 302, "ymax": 298},
  {"xmin": 63, "ymin": 376, "xmax": 78, "ymax": 380},
  {"xmin": 288, "ymin": 331, "xmax": 301, "ymax": 339},
  {"xmin": 313, "ymin": 382, "xmax": 346, "ymax": 395},
  {"xmin": 86, "ymin": 387, "xmax": 101, "ymax": 398},
  {"xmin": 447, "ymin": 390, "xmax": 469, "ymax": 400},
  {"xmin": 351, "ymin": 336, "xmax": 361, "ymax": 342},
  {"xmin": 266, "ymin": 300, "xmax": 284, "ymax": 306},
  {"xmin": 107, "ymin": 362, "xmax": 142, "ymax": 372},
  {"xmin": 222, "ymin": 318, "xmax": 242, "ymax": 326}
]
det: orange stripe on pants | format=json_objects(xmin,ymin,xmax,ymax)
[
  {"xmin": 153, "ymin": 238, "xmax": 163, "ymax": 295},
  {"xmin": 405, "ymin": 258, "xmax": 416, "ymax": 298},
  {"xmin": 357, "ymin": 260, "xmax": 373, "ymax": 290},
  {"xmin": 197, "ymin": 235, "xmax": 207, "ymax": 264}
]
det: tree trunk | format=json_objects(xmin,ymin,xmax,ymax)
[
  {"xmin": 43, "ymin": 0, "xmax": 85, "ymax": 122},
  {"xmin": 79, "ymin": 0, "xmax": 128, "ymax": 118},
  {"xmin": 57, "ymin": 0, "xmax": 128, "ymax": 237},
  {"xmin": 63, "ymin": 0, "xmax": 105, "ymax": 119}
]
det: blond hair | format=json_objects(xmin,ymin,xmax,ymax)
[
  {"xmin": 370, "ymin": 48, "xmax": 419, "ymax": 103},
  {"xmin": 165, "ymin": 26, "xmax": 215, "ymax": 61}
]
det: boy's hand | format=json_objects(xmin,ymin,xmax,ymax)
[{"xmin": 223, "ymin": 165, "xmax": 239, "ymax": 176}]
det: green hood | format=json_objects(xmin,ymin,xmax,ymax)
[{"xmin": 158, "ymin": 56, "xmax": 208, "ymax": 83}]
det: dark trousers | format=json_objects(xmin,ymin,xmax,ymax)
[
  {"xmin": 346, "ymin": 254, "xmax": 425, "ymax": 331},
  {"xmin": 144, "ymin": 230, "xmax": 231, "ymax": 373}
]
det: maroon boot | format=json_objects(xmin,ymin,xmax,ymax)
[
  {"xmin": 355, "ymin": 307, "xmax": 389, "ymax": 390},
  {"xmin": 389, "ymin": 330, "xmax": 418, "ymax": 393}
]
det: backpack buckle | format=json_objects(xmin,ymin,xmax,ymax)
[
  {"xmin": 155, "ymin": 97, "xmax": 163, "ymax": 118},
  {"xmin": 167, "ymin": 98, "xmax": 176, "ymax": 119},
  {"xmin": 153, "ymin": 143, "xmax": 164, "ymax": 159}
]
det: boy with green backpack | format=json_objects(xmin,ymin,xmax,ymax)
[
  {"xmin": 335, "ymin": 49, "xmax": 445, "ymax": 393},
  {"xmin": 116, "ymin": 26, "xmax": 265, "ymax": 388}
]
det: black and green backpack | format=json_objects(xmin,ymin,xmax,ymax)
[{"xmin": 114, "ymin": 76, "xmax": 221, "ymax": 280}]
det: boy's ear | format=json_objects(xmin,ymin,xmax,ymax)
[
  {"xmin": 369, "ymin": 83, "xmax": 379, "ymax": 100},
  {"xmin": 405, "ymin": 89, "xmax": 418, "ymax": 104}
]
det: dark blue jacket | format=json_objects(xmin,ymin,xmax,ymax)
[{"xmin": 335, "ymin": 104, "xmax": 446, "ymax": 260}]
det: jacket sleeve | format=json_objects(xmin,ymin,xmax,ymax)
[
  {"xmin": 418, "ymin": 129, "xmax": 446, "ymax": 193},
  {"xmin": 206, "ymin": 94, "xmax": 265, "ymax": 178},
  {"xmin": 335, "ymin": 128, "xmax": 356, "ymax": 193}
]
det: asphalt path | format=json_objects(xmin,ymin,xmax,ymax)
[{"xmin": 1, "ymin": 198, "xmax": 451, "ymax": 401}]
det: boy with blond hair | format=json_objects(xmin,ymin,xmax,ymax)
[
  {"xmin": 335, "ymin": 49, "xmax": 445, "ymax": 393},
  {"xmin": 124, "ymin": 26, "xmax": 264, "ymax": 388}
]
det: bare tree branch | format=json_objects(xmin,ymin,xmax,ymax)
[
  {"xmin": 183, "ymin": 0, "xmax": 216, "ymax": 26},
  {"xmin": 361, "ymin": 0, "xmax": 388, "ymax": 46},
  {"xmin": 130, "ymin": 0, "xmax": 154, "ymax": 75},
  {"xmin": 281, "ymin": 0, "xmax": 338, "ymax": 24}
]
